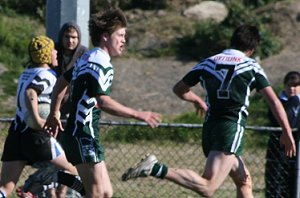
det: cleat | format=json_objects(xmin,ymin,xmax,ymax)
[{"xmin": 122, "ymin": 154, "xmax": 158, "ymax": 181}]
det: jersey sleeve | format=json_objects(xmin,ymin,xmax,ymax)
[
  {"xmin": 27, "ymin": 69, "xmax": 57, "ymax": 95},
  {"xmin": 254, "ymin": 66, "xmax": 271, "ymax": 91},
  {"xmin": 182, "ymin": 64, "xmax": 203, "ymax": 87}
]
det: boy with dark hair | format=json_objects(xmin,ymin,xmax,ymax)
[
  {"xmin": 44, "ymin": 9, "xmax": 161, "ymax": 197},
  {"xmin": 122, "ymin": 25, "xmax": 296, "ymax": 197}
]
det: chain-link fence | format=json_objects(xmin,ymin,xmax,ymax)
[{"xmin": 0, "ymin": 119, "xmax": 298, "ymax": 198}]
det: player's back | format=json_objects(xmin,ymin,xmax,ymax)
[{"xmin": 198, "ymin": 49, "xmax": 269, "ymax": 123}]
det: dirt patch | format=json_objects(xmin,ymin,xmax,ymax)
[{"xmin": 106, "ymin": 57, "xmax": 199, "ymax": 120}]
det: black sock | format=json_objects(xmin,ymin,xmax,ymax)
[
  {"xmin": 57, "ymin": 171, "xmax": 85, "ymax": 196},
  {"xmin": 150, "ymin": 163, "xmax": 168, "ymax": 179}
]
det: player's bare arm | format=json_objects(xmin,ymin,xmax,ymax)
[
  {"xmin": 25, "ymin": 88, "xmax": 45, "ymax": 130},
  {"xmin": 44, "ymin": 76, "xmax": 69, "ymax": 137},
  {"xmin": 97, "ymin": 94, "xmax": 161, "ymax": 128},
  {"xmin": 173, "ymin": 80, "xmax": 208, "ymax": 117},
  {"xmin": 260, "ymin": 86, "xmax": 296, "ymax": 157}
]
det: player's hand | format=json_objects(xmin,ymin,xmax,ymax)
[
  {"xmin": 279, "ymin": 132, "xmax": 296, "ymax": 158},
  {"xmin": 194, "ymin": 101, "xmax": 208, "ymax": 118},
  {"xmin": 137, "ymin": 111, "xmax": 161, "ymax": 128},
  {"xmin": 43, "ymin": 111, "xmax": 63, "ymax": 138}
]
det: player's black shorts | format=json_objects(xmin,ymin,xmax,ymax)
[{"xmin": 1, "ymin": 122, "xmax": 64, "ymax": 165}]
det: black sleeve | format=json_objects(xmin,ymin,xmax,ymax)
[
  {"xmin": 63, "ymin": 67, "xmax": 74, "ymax": 83},
  {"xmin": 182, "ymin": 70, "xmax": 201, "ymax": 87}
]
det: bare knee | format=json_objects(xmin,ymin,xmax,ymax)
[
  {"xmin": 90, "ymin": 188, "xmax": 113, "ymax": 198},
  {"xmin": 103, "ymin": 188, "xmax": 113, "ymax": 198},
  {"xmin": 197, "ymin": 189, "xmax": 216, "ymax": 197},
  {"xmin": 194, "ymin": 182, "xmax": 217, "ymax": 197},
  {"xmin": 232, "ymin": 172, "xmax": 252, "ymax": 192}
]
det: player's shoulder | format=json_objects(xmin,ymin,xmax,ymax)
[
  {"xmin": 37, "ymin": 67, "xmax": 57, "ymax": 77},
  {"xmin": 85, "ymin": 48, "xmax": 113, "ymax": 69}
]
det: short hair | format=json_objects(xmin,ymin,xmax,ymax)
[
  {"xmin": 64, "ymin": 26, "xmax": 77, "ymax": 34},
  {"xmin": 284, "ymin": 71, "xmax": 300, "ymax": 87},
  {"xmin": 89, "ymin": 9, "xmax": 127, "ymax": 46},
  {"xmin": 230, "ymin": 25, "xmax": 260, "ymax": 52}
]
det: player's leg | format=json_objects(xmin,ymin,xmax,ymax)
[
  {"xmin": 50, "ymin": 152, "xmax": 77, "ymax": 175},
  {"xmin": 165, "ymin": 151, "xmax": 237, "ymax": 197},
  {"xmin": 0, "ymin": 123, "xmax": 27, "ymax": 197},
  {"xmin": 122, "ymin": 151, "xmax": 236, "ymax": 197},
  {"xmin": 0, "ymin": 161, "xmax": 27, "ymax": 197},
  {"xmin": 22, "ymin": 134, "xmax": 84, "ymax": 196},
  {"xmin": 55, "ymin": 185, "xmax": 68, "ymax": 198},
  {"xmin": 76, "ymin": 161, "xmax": 113, "ymax": 198},
  {"xmin": 229, "ymin": 156, "xmax": 253, "ymax": 198},
  {"xmin": 48, "ymin": 143, "xmax": 85, "ymax": 196},
  {"xmin": 46, "ymin": 188, "xmax": 57, "ymax": 198},
  {"xmin": 59, "ymin": 129, "xmax": 111, "ymax": 198}
]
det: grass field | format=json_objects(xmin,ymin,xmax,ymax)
[{"xmin": 105, "ymin": 143, "xmax": 266, "ymax": 198}]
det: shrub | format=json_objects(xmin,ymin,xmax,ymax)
[
  {"xmin": 174, "ymin": 0, "xmax": 282, "ymax": 60},
  {"xmin": 0, "ymin": 14, "xmax": 44, "ymax": 98}
]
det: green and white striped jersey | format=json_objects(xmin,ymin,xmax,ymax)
[
  {"xmin": 182, "ymin": 49, "xmax": 270, "ymax": 125},
  {"xmin": 64, "ymin": 48, "xmax": 113, "ymax": 137}
]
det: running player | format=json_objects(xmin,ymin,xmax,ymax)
[
  {"xmin": 44, "ymin": 9, "xmax": 161, "ymax": 198},
  {"xmin": 122, "ymin": 25, "xmax": 296, "ymax": 197}
]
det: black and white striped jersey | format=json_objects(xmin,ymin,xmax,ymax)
[{"xmin": 13, "ymin": 67, "xmax": 57, "ymax": 132}]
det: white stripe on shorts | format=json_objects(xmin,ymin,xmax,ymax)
[
  {"xmin": 230, "ymin": 124, "xmax": 244, "ymax": 154},
  {"xmin": 50, "ymin": 137, "xmax": 64, "ymax": 159}
]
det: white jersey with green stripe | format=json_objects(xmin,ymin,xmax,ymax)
[
  {"xmin": 65, "ymin": 48, "xmax": 113, "ymax": 137},
  {"xmin": 182, "ymin": 49, "xmax": 270, "ymax": 125}
]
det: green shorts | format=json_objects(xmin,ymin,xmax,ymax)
[
  {"xmin": 202, "ymin": 119, "xmax": 245, "ymax": 157},
  {"xmin": 59, "ymin": 132, "xmax": 105, "ymax": 166}
]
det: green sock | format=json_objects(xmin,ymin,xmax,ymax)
[{"xmin": 150, "ymin": 163, "xmax": 168, "ymax": 179}]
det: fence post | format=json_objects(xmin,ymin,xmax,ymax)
[{"xmin": 296, "ymin": 128, "xmax": 300, "ymax": 198}]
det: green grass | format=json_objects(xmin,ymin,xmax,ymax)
[
  {"xmin": 0, "ymin": 11, "xmax": 45, "ymax": 116},
  {"xmin": 0, "ymin": 14, "xmax": 44, "ymax": 72}
]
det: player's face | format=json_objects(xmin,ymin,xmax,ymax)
[
  {"xmin": 107, "ymin": 27, "xmax": 126, "ymax": 57},
  {"xmin": 62, "ymin": 29, "xmax": 79, "ymax": 53},
  {"xmin": 284, "ymin": 84, "xmax": 300, "ymax": 97},
  {"xmin": 51, "ymin": 49, "xmax": 58, "ymax": 67}
]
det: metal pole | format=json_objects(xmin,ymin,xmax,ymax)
[{"xmin": 46, "ymin": 0, "xmax": 90, "ymax": 47}]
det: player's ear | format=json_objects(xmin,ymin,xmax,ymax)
[{"xmin": 103, "ymin": 33, "xmax": 109, "ymax": 42}]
